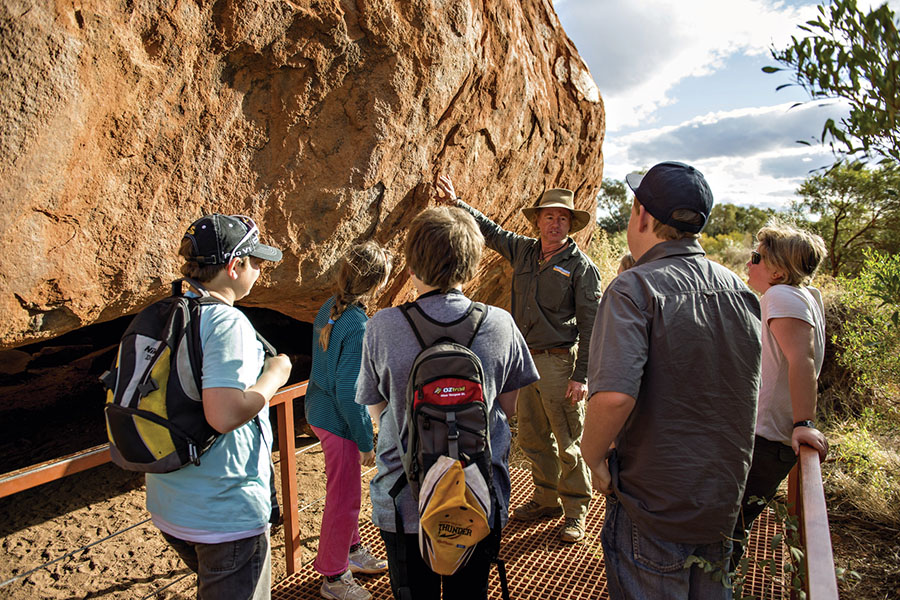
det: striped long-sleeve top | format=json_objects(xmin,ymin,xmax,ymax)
[{"xmin": 304, "ymin": 296, "xmax": 374, "ymax": 452}]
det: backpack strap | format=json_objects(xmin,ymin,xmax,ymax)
[
  {"xmin": 398, "ymin": 300, "xmax": 487, "ymax": 349},
  {"xmin": 388, "ymin": 475, "xmax": 414, "ymax": 598},
  {"xmin": 489, "ymin": 495, "xmax": 511, "ymax": 600},
  {"xmin": 174, "ymin": 278, "xmax": 278, "ymax": 357}
]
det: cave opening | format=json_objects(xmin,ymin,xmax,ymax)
[{"xmin": 0, "ymin": 307, "xmax": 314, "ymax": 474}]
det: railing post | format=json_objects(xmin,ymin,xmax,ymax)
[{"xmin": 272, "ymin": 382, "xmax": 306, "ymax": 575}]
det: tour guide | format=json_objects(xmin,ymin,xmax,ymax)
[{"xmin": 435, "ymin": 174, "xmax": 602, "ymax": 543}]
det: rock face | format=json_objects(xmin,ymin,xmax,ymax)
[{"xmin": 0, "ymin": 0, "xmax": 604, "ymax": 348}]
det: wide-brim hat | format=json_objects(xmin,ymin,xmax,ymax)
[{"xmin": 521, "ymin": 188, "xmax": 592, "ymax": 234}]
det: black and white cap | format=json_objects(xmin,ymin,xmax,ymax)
[{"xmin": 183, "ymin": 214, "xmax": 283, "ymax": 265}]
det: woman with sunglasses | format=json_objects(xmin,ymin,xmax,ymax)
[{"xmin": 731, "ymin": 221, "xmax": 829, "ymax": 569}]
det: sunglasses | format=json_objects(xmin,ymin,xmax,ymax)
[{"xmin": 750, "ymin": 250, "xmax": 762, "ymax": 265}]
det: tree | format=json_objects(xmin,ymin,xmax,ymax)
[
  {"xmin": 794, "ymin": 162, "xmax": 900, "ymax": 276},
  {"xmin": 704, "ymin": 203, "xmax": 776, "ymax": 238},
  {"xmin": 765, "ymin": 0, "xmax": 900, "ymax": 163},
  {"xmin": 596, "ymin": 178, "xmax": 632, "ymax": 233}
]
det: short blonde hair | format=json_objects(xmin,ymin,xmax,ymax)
[
  {"xmin": 756, "ymin": 220, "xmax": 827, "ymax": 286},
  {"xmin": 405, "ymin": 207, "xmax": 484, "ymax": 292}
]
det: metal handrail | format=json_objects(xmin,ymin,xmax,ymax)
[
  {"xmin": 787, "ymin": 445, "xmax": 839, "ymax": 599},
  {"xmin": 0, "ymin": 381, "xmax": 309, "ymax": 575}
]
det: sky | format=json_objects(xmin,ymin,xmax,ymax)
[{"xmin": 553, "ymin": 0, "xmax": 871, "ymax": 211}]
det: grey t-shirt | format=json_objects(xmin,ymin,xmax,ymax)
[
  {"xmin": 588, "ymin": 239, "xmax": 762, "ymax": 544},
  {"xmin": 356, "ymin": 292, "xmax": 539, "ymax": 532}
]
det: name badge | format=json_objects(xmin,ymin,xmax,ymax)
[{"xmin": 553, "ymin": 266, "xmax": 571, "ymax": 277}]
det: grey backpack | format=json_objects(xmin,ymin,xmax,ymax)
[{"xmin": 391, "ymin": 300, "xmax": 492, "ymax": 502}]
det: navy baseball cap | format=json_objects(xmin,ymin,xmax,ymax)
[
  {"xmin": 183, "ymin": 214, "xmax": 283, "ymax": 265},
  {"xmin": 625, "ymin": 162, "xmax": 713, "ymax": 233}
]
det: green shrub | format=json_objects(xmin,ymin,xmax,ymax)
[
  {"xmin": 820, "ymin": 250, "xmax": 900, "ymax": 530},
  {"xmin": 831, "ymin": 250, "xmax": 900, "ymax": 422},
  {"xmin": 701, "ymin": 231, "xmax": 754, "ymax": 274}
]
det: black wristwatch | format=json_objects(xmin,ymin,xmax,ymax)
[{"xmin": 793, "ymin": 419, "xmax": 815, "ymax": 429}]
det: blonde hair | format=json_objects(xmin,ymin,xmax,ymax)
[
  {"xmin": 319, "ymin": 241, "xmax": 393, "ymax": 351},
  {"xmin": 756, "ymin": 220, "xmax": 827, "ymax": 286},
  {"xmin": 405, "ymin": 207, "xmax": 484, "ymax": 293},
  {"xmin": 617, "ymin": 252, "xmax": 635, "ymax": 274}
]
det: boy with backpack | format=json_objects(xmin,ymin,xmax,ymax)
[
  {"xmin": 145, "ymin": 214, "xmax": 292, "ymax": 599},
  {"xmin": 356, "ymin": 206, "xmax": 539, "ymax": 599}
]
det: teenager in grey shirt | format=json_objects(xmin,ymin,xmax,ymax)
[{"xmin": 356, "ymin": 206, "xmax": 538, "ymax": 600}]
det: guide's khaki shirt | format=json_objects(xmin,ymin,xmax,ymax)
[{"xmin": 457, "ymin": 201, "xmax": 602, "ymax": 384}]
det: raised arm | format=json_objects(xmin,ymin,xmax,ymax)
[{"xmin": 434, "ymin": 173, "xmax": 532, "ymax": 262}]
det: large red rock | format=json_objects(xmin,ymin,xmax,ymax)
[{"xmin": 0, "ymin": 0, "xmax": 604, "ymax": 348}]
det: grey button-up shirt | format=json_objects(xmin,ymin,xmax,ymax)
[
  {"xmin": 588, "ymin": 238, "xmax": 762, "ymax": 544},
  {"xmin": 458, "ymin": 201, "xmax": 602, "ymax": 384}
]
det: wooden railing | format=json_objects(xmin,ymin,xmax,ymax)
[
  {"xmin": 0, "ymin": 382, "xmax": 308, "ymax": 575},
  {"xmin": 787, "ymin": 445, "xmax": 839, "ymax": 599}
]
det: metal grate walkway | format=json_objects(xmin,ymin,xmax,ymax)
[{"xmin": 272, "ymin": 467, "xmax": 786, "ymax": 599}]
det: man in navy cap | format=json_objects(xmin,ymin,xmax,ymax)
[{"xmin": 583, "ymin": 162, "xmax": 761, "ymax": 599}]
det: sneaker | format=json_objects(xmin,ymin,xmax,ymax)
[
  {"xmin": 321, "ymin": 570, "xmax": 371, "ymax": 600},
  {"xmin": 348, "ymin": 544, "xmax": 388, "ymax": 574},
  {"xmin": 560, "ymin": 517, "xmax": 585, "ymax": 543},
  {"xmin": 512, "ymin": 499, "xmax": 564, "ymax": 521}
]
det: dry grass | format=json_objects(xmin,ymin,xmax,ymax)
[
  {"xmin": 824, "ymin": 427, "xmax": 900, "ymax": 529},
  {"xmin": 585, "ymin": 229, "xmax": 628, "ymax": 288}
]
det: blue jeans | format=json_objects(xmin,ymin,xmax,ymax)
[
  {"xmin": 161, "ymin": 530, "xmax": 271, "ymax": 600},
  {"xmin": 601, "ymin": 495, "xmax": 733, "ymax": 600}
]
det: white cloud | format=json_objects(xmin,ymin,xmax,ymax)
[
  {"xmin": 618, "ymin": 101, "xmax": 849, "ymax": 163},
  {"xmin": 553, "ymin": 0, "xmax": 893, "ymax": 209},
  {"xmin": 603, "ymin": 101, "xmax": 849, "ymax": 208},
  {"xmin": 555, "ymin": 0, "xmax": 820, "ymax": 132}
]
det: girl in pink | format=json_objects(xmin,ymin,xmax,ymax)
[{"xmin": 305, "ymin": 242, "xmax": 392, "ymax": 600}]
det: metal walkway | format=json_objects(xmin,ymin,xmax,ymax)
[{"xmin": 272, "ymin": 467, "xmax": 786, "ymax": 599}]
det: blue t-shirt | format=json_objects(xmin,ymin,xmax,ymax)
[{"xmin": 146, "ymin": 303, "xmax": 273, "ymax": 543}]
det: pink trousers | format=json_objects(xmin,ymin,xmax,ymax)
[{"xmin": 311, "ymin": 426, "xmax": 363, "ymax": 577}]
